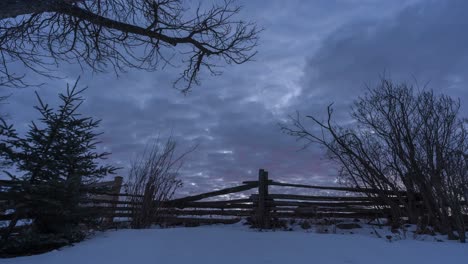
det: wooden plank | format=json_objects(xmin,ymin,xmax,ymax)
[
  {"xmin": 107, "ymin": 212, "xmax": 134, "ymax": 218},
  {"xmin": 83, "ymin": 204, "xmax": 256, "ymax": 214},
  {"xmin": 80, "ymin": 199, "xmax": 142, "ymax": 206},
  {"xmin": 79, "ymin": 206, "xmax": 134, "ymax": 212},
  {"xmin": 268, "ymin": 181, "xmax": 406, "ymax": 195},
  {"xmin": 80, "ymin": 199, "xmax": 253, "ymax": 208},
  {"xmin": 183, "ymin": 198, "xmax": 252, "ymax": 205},
  {"xmin": 168, "ymin": 183, "xmax": 258, "ymax": 204},
  {"xmin": 161, "ymin": 209, "xmax": 253, "ymax": 217},
  {"xmin": 0, "ymin": 208, "xmax": 137, "ymax": 221},
  {"xmin": 268, "ymin": 205, "xmax": 391, "ymax": 212},
  {"xmin": 268, "ymin": 194, "xmax": 386, "ymax": 202},
  {"xmin": 270, "ymin": 200, "xmax": 383, "ymax": 207},
  {"xmin": 176, "ymin": 202, "xmax": 253, "ymax": 209},
  {"xmin": 84, "ymin": 191, "xmax": 144, "ymax": 198},
  {"xmin": 293, "ymin": 207, "xmax": 391, "ymax": 214},
  {"xmin": 175, "ymin": 198, "xmax": 252, "ymax": 207},
  {"xmin": 271, "ymin": 211, "xmax": 386, "ymax": 219},
  {"xmin": 159, "ymin": 217, "xmax": 241, "ymax": 225},
  {"xmin": 103, "ymin": 210, "xmax": 252, "ymax": 218}
]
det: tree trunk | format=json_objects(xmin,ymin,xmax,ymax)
[{"xmin": 0, "ymin": 0, "xmax": 80, "ymax": 20}]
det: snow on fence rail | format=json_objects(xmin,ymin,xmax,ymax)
[{"xmin": 3, "ymin": 169, "xmax": 465, "ymax": 231}]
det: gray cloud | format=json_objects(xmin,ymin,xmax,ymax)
[
  {"xmin": 3, "ymin": 0, "xmax": 467, "ymax": 196},
  {"xmin": 300, "ymin": 0, "xmax": 468, "ymax": 115}
]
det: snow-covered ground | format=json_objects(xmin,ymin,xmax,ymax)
[{"xmin": 2, "ymin": 222, "xmax": 468, "ymax": 264}]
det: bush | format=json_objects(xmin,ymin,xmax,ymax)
[{"xmin": 125, "ymin": 136, "xmax": 196, "ymax": 229}]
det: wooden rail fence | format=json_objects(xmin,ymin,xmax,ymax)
[{"xmin": 2, "ymin": 169, "xmax": 467, "ymax": 232}]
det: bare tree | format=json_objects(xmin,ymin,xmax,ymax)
[
  {"xmin": 0, "ymin": 0, "xmax": 259, "ymax": 92},
  {"xmin": 125, "ymin": 136, "xmax": 196, "ymax": 228},
  {"xmin": 281, "ymin": 78, "xmax": 468, "ymax": 242}
]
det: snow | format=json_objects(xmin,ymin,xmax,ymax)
[{"xmin": 2, "ymin": 223, "xmax": 468, "ymax": 264}]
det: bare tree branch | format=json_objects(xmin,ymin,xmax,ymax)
[{"xmin": 0, "ymin": 0, "xmax": 260, "ymax": 92}]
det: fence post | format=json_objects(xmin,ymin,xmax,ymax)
[
  {"xmin": 111, "ymin": 176, "xmax": 123, "ymax": 197},
  {"xmin": 106, "ymin": 176, "xmax": 123, "ymax": 225},
  {"xmin": 257, "ymin": 169, "xmax": 270, "ymax": 229}
]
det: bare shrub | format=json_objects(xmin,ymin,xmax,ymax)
[
  {"xmin": 282, "ymin": 78, "xmax": 468, "ymax": 242},
  {"xmin": 125, "ymin": 136, "xmax": 196, "ymax": 229}
]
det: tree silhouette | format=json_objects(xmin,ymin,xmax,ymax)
[{"xmin": 0, "ymin": 0, "xmax": 259, "ymax": 92}]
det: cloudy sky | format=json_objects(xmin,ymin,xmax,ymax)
[{"xmin": 3, "ymin": 0, "xmax": 468, "ymax": 196}]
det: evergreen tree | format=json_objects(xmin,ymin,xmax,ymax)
[{"xmin": 0, "ymin": 80, "xmax": 116, "ymax": 238}]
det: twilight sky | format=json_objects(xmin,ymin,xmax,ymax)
[{"xmin": 2, "ymin": 0, "xmax": 468, "ymax": 196}]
